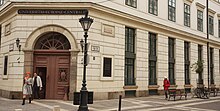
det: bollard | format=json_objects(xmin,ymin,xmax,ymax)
[
  {"xmin": 53, "ymin": 105, "xmax": 60, "ymax": 111},
  {"xmin": 118, "ymin": 95, "xmax": 122, "ymax": 111},
  {"xmin": 15, "ymin": 109, "xmax": 22, "ymax": 111}
]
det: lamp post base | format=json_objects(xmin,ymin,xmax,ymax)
[
  {"xmin": 78, "ymin": 89, "xmax": 88, "ymax": 111},
  {"xmin": 78, "ymin": 106, "xmax": 88, "ymax": 111}
]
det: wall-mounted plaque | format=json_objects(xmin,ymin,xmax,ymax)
[
  {"xmin": 91, "ymin": 45, "xmax": 100, "ymax": 52},
  {"xmin": 102, "ymin": 24, "xmax": 115, "ymax": 37},
  {"xmin": 5, "ymin": 23, "xmax": 11, "ymax": 36},
  {"xmin": 9, "ymin": 44, "xmax": 14, "ymax": 52}
]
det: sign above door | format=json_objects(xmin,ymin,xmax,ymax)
[{"xmin": 18, "ymin": 9, "xmax": 88, "ymax": 15}]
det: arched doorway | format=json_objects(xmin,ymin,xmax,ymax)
[{"xmin": 34, "ymin": 32, "xmax": 71, "ymax": 99}]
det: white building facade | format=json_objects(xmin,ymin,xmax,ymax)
[{"xmin": 0, "ymin": 0, "xmax": 220, "ymax": 100}]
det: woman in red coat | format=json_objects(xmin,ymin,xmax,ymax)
[{"xmin": 163, "ymin": 76, "xmax": 170, "ymax": 99}]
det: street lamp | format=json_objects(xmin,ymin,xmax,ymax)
[
  {"xmin": 78, "ymin": 14, "xmax": 93, "ymax": 111},
  {"xmin": 16, "ymin": 38, "xmax": 21, "ymax": 52}
]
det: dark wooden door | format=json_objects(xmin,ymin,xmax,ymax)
[
  {"xmin": 36, "ymin": 67, "xmax": 47, "ymax": 99},
  {"xmin": 34, "ymin": 54, "xmax": 70, "ymax": 99}
]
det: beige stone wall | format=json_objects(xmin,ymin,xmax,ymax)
[
  {"xmin": 76, "ymin": 17, "xmax": 126, "ymax": 93},
  {"xmin": 190, "ymin": 42, "xmax": 198, "ymax": 88},
  {"xmin": 157, "ymin": 34, "xmax": 168, "ymax": 90},
  {"xmin": 175, "ymin": 39, "xmax": 184, "ymax": 89},
  {"xmin": 136, "ymin": 29, "xmax": 148, "ymax": 91},
  {"xmin": 203, "ymin": 44, "xmax": 208, "ymax": 86},
  {"xmin": 0, "ymin": 13, "xmax": 81, "ymax": 93}
]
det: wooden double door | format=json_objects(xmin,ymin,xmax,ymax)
[{"xmin": 34, "ymin": 52, "xmax": 70, "ymax": 99}]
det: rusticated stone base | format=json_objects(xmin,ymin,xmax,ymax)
[
  {"xmin": 108, "ymin": 91, "xmax": 123, "ymax": 99},
  {"xmin": 158, "ymin": 89, "xmax": 165, "ymax": 95},
  {"xmin": 0, "ymin": 89, "xmax": 22, "ymax": 99},
  {"xmin": 136, "ymin": 90, "xmax": 148, "ymax": 97},
  {"xmin": 69, "ymin": 92, "xmax": 73, "ymax": 100}
]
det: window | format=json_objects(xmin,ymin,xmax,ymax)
[
  {"xmin": 219, "ymin": 50, "xmax": 220, "ymax": 77},
  {"xmin": 209, "ymin": 15, "xmax": 214, "ymax": 35},
  {"xmin": 103, "ymin": 57, "xmax": 112, "ymax": 77},
  {"xmin": 0, "ymin": 25, "xmax": 1, "ymax": 47},
  {"xmin": 184, "ymin": 41, "xmax": 190, "ymax": 85},
  {"xmin": 125, "ymin": 0, "xmax": 137, "ymax": 8},
  {"xmin": 125, "ymin": 27, "xmax": 136, "ymax": 86},
  {"xmin": 0, "ymin": 0, "xmax": 3, "ymax": 6},
  {"xmin": 198, "ymin": 45, "xmax": 203, "ymax": 84},
  {"xmin": 149, "ymin": 0, "xmax": 158, "ymax": 15},
  {"xmin": 197, "ymin": 10, "xmax": 203, "ymax": 32},
  {"xmin": 125, "ymin": 27, "xmax": 135, "ymax": 53},
  {"xmin": 168, "ymin": 0, "xmax": 176, "ymax": 22},
  {"xmin": 198, "ymin": 45, "xmax": 203, "ymax": 61},
  {"xmin": 3, "ymin": 56, "xmax": 8, "ymax": 75},
  {"xmin": 168, "ymin": 38, "xmax": 175, "ymax": 85},
  {"xmin": 125, "ymin": 58, "xmax": 135, "ymax": 85},
  {"xmin": 210, "ymin": 48, "xmax": 214, "ymax": 84},
  {"xmin": 184, "ymin": 4, "xmax": 190, "ymax": 27},
  {"xmin": 218, "ymin": 20, "xmax": 220, "ymax": 37},
  {"xmin": 149, "ymin": 33, "xmax": 157, "ymax": 85}
]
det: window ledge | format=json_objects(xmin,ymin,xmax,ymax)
[
  {"xmin": 169, "ymin": 85, "xmax": 178, "ymax": 89},
  {"xmin": 184, "ymin": 84, "xmax": 192, "ymax": 88},
  {"xmin": 123, "ymin": 86, "xmax": 138, "ymax": 90},
  {"xmin": 100, "ymin": 77, "xmax": 114, "ymax": 81},
  {"xmin": 148, "ymin": 85, "xmax": 160, "ymax": 90},
  {"xmin": 2, "ymin": 75, "xmax": 8, "ymax": 80}
]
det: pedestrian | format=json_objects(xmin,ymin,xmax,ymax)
[
  {"xmin": 163, "ymin": 76, "xmax": 170, "ymax": 99},
  {"xmin": 22, "ymin": 72, "xmax": 33, "ymax": 105},
  {"xmin": 32, "ymin": 72, "xmax": 43, "ymax": 99}
]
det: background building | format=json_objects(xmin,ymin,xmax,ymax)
[{"xmin": 0, "ymin": 0, "xmax": 220, "ymax": 100}]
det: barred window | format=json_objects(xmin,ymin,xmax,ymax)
[
  {"xmin": 184, "ymin": 41, "xmax": 190, "ymax": 85},
  {"xmin": 125, "ymin": 27, "xmax": 136, "ymax": 86},
  {"xmin": 168, "ymin": 38, "xmax": 175, "ymax": 85},
  {"xmin": 125, "ymin": 27, "xmax": 135, "ymax": 53},
  {"xmin": 149, "ymin": 33, "xmax": 157, "ymax": 85}
]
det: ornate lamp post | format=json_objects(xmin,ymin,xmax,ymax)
[
  {"xmin": 16, "ymin": 38, "xmax": 21, "ymax": 52},
  {"xmin": 78, "ymin": 14, "xmax": 93, "ymax": 111}
]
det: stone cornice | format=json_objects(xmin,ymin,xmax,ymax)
[
  {"xmin": 196, "ymin": 2, "xmax": 205, "ymax": 9},
  {"xmin": 218, "ymin": 14, "xmax": 220, "ymax": 18},
  {"xmin": 184, "ymin": 0, "xmax": 194, "ymax": 4},
  {"xmin": 208, "ymin": 8, "xmax": 216, "ymax": 15}
]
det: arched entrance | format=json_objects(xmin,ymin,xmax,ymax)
[{"xmin": 34, "ymin": 32, "xmax": 71, "ymax": 99}]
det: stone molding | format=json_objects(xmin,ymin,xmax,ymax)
[
  {"xmin": 196, "ymin": 2, "xmax": 205, "ymax": 10},
  {"xmin": 25, "ymin": 24, "xmax": 79, "ymax": 51},
  {"xmin": 148, "ymin": 85, "xmax": 160, "ymax": 90},
  {"xmin": 123, "ymin": 86, "xmax": 138, "ymax": 90}
]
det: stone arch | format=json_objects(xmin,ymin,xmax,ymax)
[
  {"xmin": 23, "ymin": 24, "xmax": 79, "ymax": 100},
  {"xmin": 25, "ymin": 24, "xmax": 79, "ymax": 51}
]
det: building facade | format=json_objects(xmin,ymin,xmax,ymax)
[{"xmin": 0, "ymin": 0, "xmax": 220, "ymax": 100}]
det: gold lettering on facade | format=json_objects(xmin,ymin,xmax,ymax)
[{"xmin": 18, "ymin": 9, "xmax": 88, "ymax": 15}]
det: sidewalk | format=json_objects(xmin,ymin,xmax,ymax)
[{"xmin": 1, "ymin": 94, "xmax": 220, "ymax": 111}]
